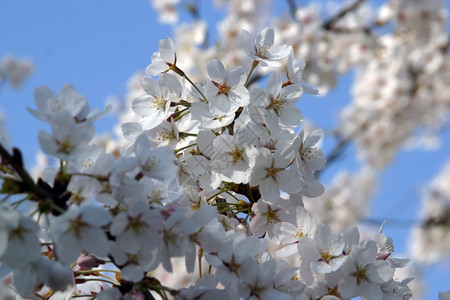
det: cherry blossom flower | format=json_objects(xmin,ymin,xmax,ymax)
[
  {"xmin": 0, "ymin": 55, "xmax": 33, "ymax": 88},
  {"xmin": 338, "ymin": 240, "xmax": 395, "ymax": 299},
  {"xmin": 145, "ymin": 37, "xmax": 177, "ymax": 76},
  {"xmin": 0, "ymin": 207, "xmax": 40, "ymax": 269},
  {"xmin": 110, "ymin": 202, "xmax": 163, "ymax": 254},
  {"xmin": 289, "ymin": 129, "xmax": 326, "ymax": 197},
  {"xmin": 133, "ymin": 73, "xmax": 184, "ymax": 130},
  {"xmin": 249, "ymin": 148, "xmax": 302, "ymax": 203},
  {"xmin": 50, "ymin": 206, "xmax": 112, "ymax": 265},
  {"xmin": 256, "ymin": 72, "xmax": 304, "ymax": 129},
  {"xmin": 240, "ymin": 27, "xmax": 292, "ymax": 67},
  {"xmin": 297, "ymin": 224, "xmax": 346, "ymax": 274},
  {"xmin": 287, "ymin": 52, "xmax": 319, "ymax": 95},
  {"xmin": 250, "ymin": 197, "xmax": 296, "ymax": 238},
  {"xmin": 134, "ymin": 133, "xmax": 177, "ymax": 181},
  {"xmin": 205, "ymin": 58, "xmax": 250, "ymax": 116},
  {"xmin": 190, "ymin": 101, "xmax": 235, "ymax": 130},
  {"xmin": 273, "ymin": 206, "xmax": 317, "ymax": 258},
  {"xmin": 210, "ymin": 131, "xmax": 257, "ymax": 184},
  {"xmin": 152, "ymin": 0, "xmax": 181, "ymax": 24},
  {"xmin": 38, "ymin": 111, "xmax": 95, "ymax": 160},
  {"xmin": 27, "ymin": 84, "xmax": 87, "ymax": 122}
]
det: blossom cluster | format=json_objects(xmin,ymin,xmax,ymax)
[
  {"xmin": 142, "ymin": 5, "xmax": 450, "ymax": 282},
  {"xmin": 151, "ymin": 0, "xmax": 450, "ymax": 170},
  {"xmin": 409, "ymin": 161, "xmax": 450, "ymax": 265},
  {"xmin": 0, "ymin": 25, "xmax": 417, "ymax": 300}
]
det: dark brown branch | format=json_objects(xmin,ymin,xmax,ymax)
[
  {"xmin": 285, "ymin": 0, "xmax": 297, "ymax": 21},
  {"xmin": 317, "ymin": 137, "xmax": 349, "ymax": 178},
  {"xmin": 0, "ymin": 144, "xmax": 50, "ymax": 200},
  {"xmin": 0, "ymin": 143, "xmax": 69, "ymax": 215},
  {"xmin": 323, "ymin": 0, "xmax": 366, "ymax": 31}
]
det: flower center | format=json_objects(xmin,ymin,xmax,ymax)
[
  {"xmin": 354, "ymin": 265, "xmax": 370, "ymax": 285},
  {"xmin": 212, "ymin": 81, "xmax": 231, "ymax": 96},
  {"xmin": 263, "ymin": 206, "xmax": 281, "ymax": 224},
  {"xmin": 227, "ymin": 145, "xmax": 243, "ymax": 164}
]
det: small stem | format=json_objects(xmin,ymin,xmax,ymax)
[
  {"xmin": 98, "ymin": 273, "xmax": 120, "ymax": 285},
  {"xmin": 181, "ymin": 132, "xmax": 197, "ymax": 137},
  {"xmin": 225, "ymin": 191, "xmax": 240, "ymax": 202},
  {"xmin": 0, "ymin": 193, "xmax": 12, "ymax": 203},
  {"xmin": 50, "ymin": 204, "xmax": 65, "ymax": 214},
  {"xmin": 198, "ymin": 255, "xmax": 202, "ymax": 278},
  {"xmin": 70, "ymin": 261, "xmax": 78, "ymax": 270},
  {"xmin": 174, "ymin": 111, "xmax": 190, "ymax": 122},
  {"xmin": 175, "ymin": 100, "xmax": 191, "ymax": 107},
  {"xmin": 29, "ymin": 206, "xmax": 40, "ymax": 217},
  {"xmin": 211, "ymin": 202, "xmax": 238, "ymax": 207},
  {"xmin": 40, "ymin": 242, "xmax": 54, "ymax": 246},
  {"xmin": 11, "ymin": 196, "xmax": 28, "ymax": 208},
  {"xmin": 244, "ymin": 60, "xmax": 260, "ymax": 87},
  {"xmin": 174, "ymin": 143, "xmax": 197, "ymax": 154},
  {"xmin": 80, "ymin": 278, "xmax": 117, "ymax": 286},
  {"xmin": 37, "ymin": 211, "xmax": 43, "ymax": 223},
  {"xmin": 176, "ymin": 107, "xmax": 190, "ymax": 114},
  {"xmin": 45, "ymin": 212, "xmax": 51, "ymax": 227},
  {"xmin": 172, "ymin": 65, "xmax": 208, "ymax": 102},
  {"xmin": 75, "ymin": 269, "xmax": 120, "ymax": 275},
  {"xmin": 217, "ymin": 207, "xmax": 236, "ymax": 214},
  {"xmin": 244, "ymin": 213, "xmax": 251, "ymax": 223},
  {"xmin": 207, "ymin": 188, "xmax": 227, "ymax": 203}
]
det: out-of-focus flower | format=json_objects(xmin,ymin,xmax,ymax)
[{"xmin": 0, "ymin": 55, "xmax": 33, "ymax": 88}]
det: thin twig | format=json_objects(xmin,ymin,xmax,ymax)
[
  {"xmin": 317, "ymin": 137, "xmax": 349, "ymax": 178},
  {"xmin": 285, "ymin": 0, "xmax": 297, "ymax": 21},
  {"xmin": 323, "ymin": 0, "xmax": 366, "ymax": 30}
]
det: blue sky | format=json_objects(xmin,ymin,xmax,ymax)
[{"xmin": 1, "ymin": 0, "xmax": 449, "ymax": 298}]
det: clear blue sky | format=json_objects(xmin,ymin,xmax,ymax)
[{"xmin": 1, "ymin": 1, "xmax": 449, "ymax": 298}]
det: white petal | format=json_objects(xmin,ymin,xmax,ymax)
[
  {"xmin": 207, "ymin": 59, "xmax": 226, "ymax": 82},
  {"xmin": 146, "ymin": 60, "xmax": 169, "ymax": 76},
  {"xmin": 120, "ymin": 264, "xmax": 145, "ymax": 282},
  {"xmin": 121, "ymin": 122, "xmax": 142, "ymax": 141},
  {"xmin": 257, "ymin": 27, "xmax": 274, "ymax": 48},
  {"xmin": 266, "ymin": 72, "xmax": 281, "ymax": 98},
  {"xmin": 358, "ymin": 281, "xmax": 383, "ymax": 300},
  {"xmin": 81, "ymin": 227, "xmax": 110, "ymax": 258},
  {"xmin": 274, "ymin": 244, "xmax": 298, "ymax": 257},
  {"xmin": 14, "ymin": 267, "xmax": 38, "ymax": 297},
  {"xmin": 56, "ymin": 233, "xmax": 82, "ymax": 265},
  {"xmin": 34, "ymin": 85, "xmax": 55, "ymax": 111},
  {"xmin": 259, "ymin": 178, "xmax": 280, "ymax": 203},
  {"xmin": 239, "ymin": 29, "xmax": 254, "ymax": 55},
  {"xmin": 338, "ymin": 276, "xmax": 357, "ymax": 298},
  {"xmin": 117, "ymin": 230, "xmax": 141, "ymax": 254},
  {"xmin": 82, "ymin": 206, "xmax": 112, "ymax": 226},
  {"xmin": 159, "ymin": 37, "xmax": 175, "ymax": 63}
]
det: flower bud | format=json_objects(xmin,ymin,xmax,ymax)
[
  {"xmin": 376, "ymin": 250, "xmax": 391, "ymax": 260},
  {"xmin": 76, "ymin": 254, "xmax": 103, "ymax": 270}
]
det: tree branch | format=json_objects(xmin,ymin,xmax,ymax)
[{"xmin": 323, "ymin": 0, "xmax": 366, "ymax": 31}]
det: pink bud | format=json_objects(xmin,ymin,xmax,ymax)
[
  {"xmin": 76, "ymin": 254, "xmax": 102, "ymax": 270},
  {"xmin": 376, "ymin": 250, "xmax": 391, "ymax": 260},
  {"xmin": 131, "ymin": 289, "xmax": 146, "ymax": 300}
]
